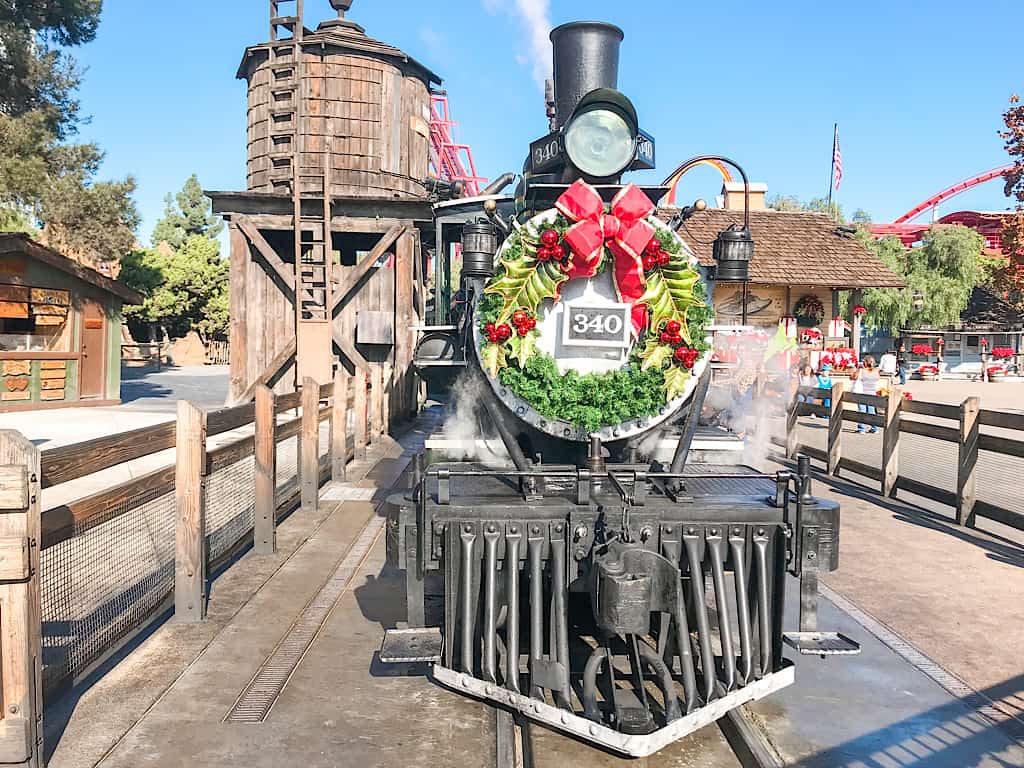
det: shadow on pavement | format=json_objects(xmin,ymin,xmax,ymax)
[{"xmin": 797, "ymin": 674, "xmax": 1024, "ymax": 767}]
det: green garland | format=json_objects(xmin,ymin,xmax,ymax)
[{"xmin": 498, "ymin": 353, "xmax": 666, "ymax": 434}]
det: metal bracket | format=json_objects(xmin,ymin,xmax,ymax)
[{"xmin": 437, "ymin": 468, "xmax": 450, "ymax": 505}]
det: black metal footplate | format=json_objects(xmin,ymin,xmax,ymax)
[
  {"xmin": 783, "ymin": 631, "xmax": 861, "ymax": 656},
  {"xmin": 380, "ymin": 627, "xmax": 443, "ymax": 663}
]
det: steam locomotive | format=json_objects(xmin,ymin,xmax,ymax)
[{"xmin": 382, "ymin": 21, "xmax": 858, "ymax": 757}]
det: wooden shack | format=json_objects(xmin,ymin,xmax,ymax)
[
  {"xmin": 0, "ymin": 234, "xmax": 141, "ymax": 411},
  {"xmin": 209, "ymin": 1, "xmax": 437, "ymax": 415}
]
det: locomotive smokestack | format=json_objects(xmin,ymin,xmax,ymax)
[{"xmin": 549, "ymin": 22, "xmax": 624, "ymax": 129}]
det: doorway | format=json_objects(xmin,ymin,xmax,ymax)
[{"xmin": 80, "ymin": 298, "xmax": 106, "ymax": 399}]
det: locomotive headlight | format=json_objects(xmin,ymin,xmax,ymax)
[{"xmin": 562, "ymin": 89, "xmax": 639, "ymax": 179}]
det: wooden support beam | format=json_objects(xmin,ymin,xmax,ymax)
[
  {"xmin": 354, "ymin": 367, "xmax": 367, "ymax": 459},
  {"xmin": 0, "ymin": 431, "xmax": 42, "ymax": 768},
  {"xmin": 237, "ymin": 339, "xmax": 297, "ymax": 405},
  {"xmin": 394, "ymin": 232, "xmax": 415, "ymax": 419},
  {"xmin": 174, "ymin": 401, "xmax": 207, "ymax": 622},
  {"xmin": 254, "ymin": 385, "xmax": 277, "ymax": 554},
  {"xmin": 228, "ymin": 223, "xmax": 249, "ymax": 405},
  {"xmin": 331, "ymin": 369, "xmax": 348, "ymax": 482},
  {"xmin": 331, "ymin": 223, "xmax": 407, "ymax": 315},
  {"xmin": 332, "ymin": 327, "xmax": 369, "ymax": 374},
  {"xmin": 957, "ymin": 396, "xmax": 979, "ymax": 526},
  {"xmin": 300, "ymin": 378, "xmax": 320, "ymax": 513},
  {"xmin": 827, "ymin": 381, "xmax": 845, "ymax": 476},
  {"xmin": 882, "ymin": 386, "xmax": 901, "ymax": 497},
  {"xmin": 371, "ymin": 365, "xmax": 383, "ymax": 439},
  {"xmin": 235, "ymin": 215, "xmax": 296, "ymax": 294}
]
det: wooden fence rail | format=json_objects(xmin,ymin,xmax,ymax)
[
  {"xmin": 786, "ymin": 384, "xmax": 1024, "ymax": 532},
  {"xmin": 0, "ymin": 369, "xmax": 392, "ymax": 732}
]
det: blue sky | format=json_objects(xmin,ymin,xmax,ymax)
[{"xmin": 73, "ymin": 0, "xmax": 1020, "ymax": 244}]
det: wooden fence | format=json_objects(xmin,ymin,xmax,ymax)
[
  {"xmin": 786, "ymin": 383, "xmax": 1024, "ymax": 532},
  {"xmin": 0, "ymin": 370, "xmax": 381, "ymax": 765}
]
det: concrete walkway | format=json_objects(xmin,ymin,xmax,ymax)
[{"xmin": 41, "ymin": 411, "xmax": 1024, "ymax": 767}]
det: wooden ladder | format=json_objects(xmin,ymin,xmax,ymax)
[{"xmin": 268, "ymin": 1, "xmax": 331, "ymax": 324}]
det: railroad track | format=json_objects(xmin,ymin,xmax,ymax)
[{"xmin": 495, "ymin": 703, "xmax": 782, "ymax": 768}]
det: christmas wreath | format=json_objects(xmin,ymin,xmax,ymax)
[
  {"xmin": 794, "ymin": 294, "xmax": 826, "ymax": 327},
  {"xmin": 476, "ymin": 180, "xmax": 710, "ymax": 432}
]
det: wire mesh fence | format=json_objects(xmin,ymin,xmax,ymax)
[
  {"xmin": 40, "ymin": 482, "xmax": 175, "ymax": 695},
  {"xmin": 976, "ymin": 449, "xmax": 1024, "ymax": 515},
  {"xmin": 206, "ymin": 454, "xmax": 257, "ymax": 568},
  {"xmin": 276, "ymin": 434, "xmax": 299, "ymax": 505},
  {"xmin": 897, "ymin": 431, "xmax": 958, "ymax": 499}
]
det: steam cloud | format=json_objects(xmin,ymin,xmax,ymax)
[
  {"xmin": 440, "ymin": 374, "xmax": 513, "ymax": 466},
  {"xmin": 482, "ymin": 0, "xmax": 553, "ymax": 91}
]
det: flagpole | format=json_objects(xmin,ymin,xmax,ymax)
[{"xmin": 827, "ymin": 122, "xmax": 837, "ymax": 207}]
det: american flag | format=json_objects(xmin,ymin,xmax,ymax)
[{"xmin": 832, "ymin": 128, "xmax": 843, "ymax": 191}]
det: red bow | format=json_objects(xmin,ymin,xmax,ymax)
[{"xmin": 555, "ymin": 180, "xmax": 655, "ymax": 334}]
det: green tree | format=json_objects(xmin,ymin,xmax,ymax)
[
  {"xmin": 0, "ymin": 0, "xmax": 102, "ymax": 138},
  {"xmin": 857, "ymin": 226, "xmax": 988, "ymax": 332},
  {"xmin": 0, "ymin": 2, "xmax": 138, "ymax": 263},
  {"xmin": 151, "ymin": 175, "xmax": 223, "ymax": 248},
  {"xmin": 121, "ymin": 236, "xmax": 230, "ymax": 342},
  {"xmin": 767, "ymin": 194, "xmax": 845, "ymax": 222}
]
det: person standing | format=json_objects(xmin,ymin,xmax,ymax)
[
  {"xmin": 879, "ymin": 348, "xmax": 897, "ymax": 380},
  {"xmin": 896, "ymin": 344, "xmax": 908, "ymax": 385},
  {"xmin": 856, "ymin": 356, "xmax": 880, "ymax": 433},
  {"xmin": 816, "ymin": 364, "xmax": 833, "ymax": 409}
]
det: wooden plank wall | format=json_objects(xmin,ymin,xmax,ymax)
[
  {"xmin": 242, "ymin": 231, "xmax": 295, "ymax": 397},
  {"xmin": 229, "ymin": 216, "xmax": 422, "ymax": 428},
  {"xmin": 246, "ymin": 52, "xmax": 430, "ymax": 199}
]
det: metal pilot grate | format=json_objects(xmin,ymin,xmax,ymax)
[{"xmin": 224, "ymin": 515, "xmax": 385, "ymax": 723}]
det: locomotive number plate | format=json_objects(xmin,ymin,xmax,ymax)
[{"xmin": 561, "ymin": 303, "xmax": 632, "ymax": 349}]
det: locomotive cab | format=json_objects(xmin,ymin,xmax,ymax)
[{"xmin": 386, "ymin": 19, "xmax": 858, "ymax": 758}]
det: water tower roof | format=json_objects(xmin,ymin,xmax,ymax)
[{"xmin": 237, "ymin": 18, "xmax": 441, "ymax": 85}]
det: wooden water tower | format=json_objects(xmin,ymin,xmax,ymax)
[{"xmin": 209, "ymin": 0, "xmax": 440, "ymax": 414}]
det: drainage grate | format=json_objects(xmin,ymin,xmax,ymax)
[{"xmin": 224, "ymin": 516, "xmax": 385, "ymax": 723}]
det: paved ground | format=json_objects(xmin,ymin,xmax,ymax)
[
  {"xmin": 39, "ymin": 404, "xmax": 1024, "ymax": 767},
  {"xmin": 120, "ymin": 364, "xmax": 229, "ymax": 413}
]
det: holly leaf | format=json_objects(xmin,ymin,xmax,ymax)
[
  {"xmin": 638, "ymin": 265, "xmax": 703, "ymax": 343},
  {"xmin": 485, "ymin": 255, "xmax": 568, "ymax": 323},
  {"xmin": 481, "ymin": 343, "xmax": 507, "ymax": 378},
  {"xmin": 664, "ymin": 366, "xmax": 691, "ymax": 402},
  {"xmin": 638, "ymin": 337, "xmax": 673, "ymax": 372},
  {"xmin": 507, "ymin": 331, "xmax": 538, "ymax": 368}
]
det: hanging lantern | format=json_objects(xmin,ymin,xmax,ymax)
[{"xmin": 911, "ymin": 289, "xmax": 925, "ymax": 312}]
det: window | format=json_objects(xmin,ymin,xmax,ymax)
[{"xmin": 0, "ymin": 285, "xmax": 72, "ymax": 352}]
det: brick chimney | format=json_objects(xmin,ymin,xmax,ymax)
[{"xmin": 721, "ymin": 182, "xmax": 767, "ymax": 211}]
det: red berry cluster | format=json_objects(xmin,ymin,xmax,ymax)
[
  {"xmin": 511, "ymin": 308, "xmax": 538, "ymax": 337},
  {"xmin": 537, "ymin": 229, "xmax": 569, "ymax": 270},
  {"xmin": 642, "ymin": 236, "xmax": 671, "ymax": 271},
  {"xmin": 485, "ymin": 310, "xmax": 537, "ymax": 344},
  {"xmin": 484, "ymin": 322, "xmax": 512, "ymax": 344},
  {"xmin": 657, "ymin": 319, "xmax": 698, "ymax": 369}
]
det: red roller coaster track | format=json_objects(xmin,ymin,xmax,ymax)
[{"xmin": 870, "ymin": 164, "xmax": 1013, "ymax": 247}]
